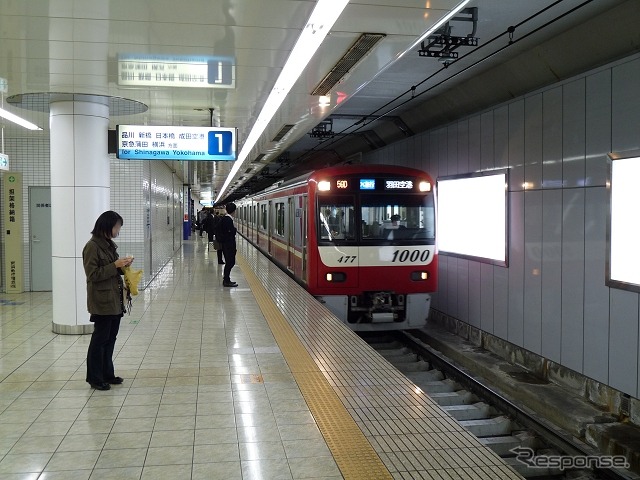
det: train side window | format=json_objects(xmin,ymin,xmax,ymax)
[
  {"xmin": 260, "ymin": 204, "xmax": 267, "ymax": 230},
  {"xmin": 275, "ymin": 202, "xmax": 285, "ymax": 236},
  {"xmin": 318, "ymin": 200, "xmax": 355, "ymax": 241}
]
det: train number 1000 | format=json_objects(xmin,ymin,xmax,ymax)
[{"xmin": 391, "ymin": 249, "xmax": 431, "ymax": 263}]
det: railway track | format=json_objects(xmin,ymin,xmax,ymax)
[{"xmin": 360, "ymin": 330, "xmax": 636, "ymax": 480}]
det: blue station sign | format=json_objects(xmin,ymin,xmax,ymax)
[{"xmin": 116, "ymin": 125, "xmax": 237, "ymax": 161}]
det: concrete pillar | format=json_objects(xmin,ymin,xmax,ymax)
[{"xmin": 51, "ymin": 100, "xmax": 110, "ymax": 334}]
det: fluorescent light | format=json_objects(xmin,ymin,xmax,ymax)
[
  {"xmin": 0, "ymin": 107, "xmax": 42, "ymax": 130},
  {"xmin": 216, "ymin": 0, "xmax": 349, "ymax": 202}
]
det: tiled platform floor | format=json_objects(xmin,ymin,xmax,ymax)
[{"xmin": 0, "ymin": 236, "xmax": 522, "ymax": 479}]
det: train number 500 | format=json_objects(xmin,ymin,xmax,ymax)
[{"xmin": 392, "ymin": 249, "xmax": 430, "ymax": 263}]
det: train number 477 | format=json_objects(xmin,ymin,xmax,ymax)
[{"xmin": 337, "ymin": 255, "xmax": 357, "ymax": 263}]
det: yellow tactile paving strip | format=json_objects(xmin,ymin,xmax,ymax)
[{"xmin": 238, "ymin": 254, "xmax": 393, "ymax": 480}]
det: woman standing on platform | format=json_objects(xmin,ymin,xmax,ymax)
[{"xmin": 83, "ymin": 210, "xmax": 133, "ymax": 391}]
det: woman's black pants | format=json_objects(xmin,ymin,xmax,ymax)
[{"xmin": 86, "ymin": 314, "xmax": 121, "ymax": 385}]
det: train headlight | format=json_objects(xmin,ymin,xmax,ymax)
[
  {"xmin": 418, "ymin": 181, "xmax": 431, "ymax": 192},
  {"xmin": 326, "ymin": 272, "xmax": 346, "ymax": 282},
  {"xmin": 411, "ymin": 271, "xmax": 429, "ymax": 281},
  {"xmin": 318, "ymin": 181, "xmax": 331, "ymax": 191}
]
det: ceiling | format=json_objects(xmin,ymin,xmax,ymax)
[{"xmin": 0, "ymin": 0, "xmax": 638, "ymax": 205}]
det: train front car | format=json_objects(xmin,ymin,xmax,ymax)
[{"xmin": 307, "ymin": 165, "xmax": 437, "ymax": 331}]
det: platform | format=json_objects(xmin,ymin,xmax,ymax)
[{"xmin": 0, "ymin": 236, "xmax": 522, "ymax": 479}]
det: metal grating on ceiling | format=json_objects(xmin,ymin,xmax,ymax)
[
  {"xmin": 311, "ymin": 33, "xmax": 386, "ymax": 96},
  {"xmin": 272, "ymin": 124, "xmax": 296, "ymax": 142}
]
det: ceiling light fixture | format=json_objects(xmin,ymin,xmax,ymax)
[
  {"xmin": 0, "ymin": 106, "xmax": 42, "ymax": 130},
  {"xmin": 216, "ymin": 0, "xmax": 349, "ymax": 202}
]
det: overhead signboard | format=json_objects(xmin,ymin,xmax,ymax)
[
  {"xmin": 116, "ymin": 125, "xmax": 237, "ymax": 161},
  {"xmin": 118, "ymin": 54, "xmax": 235, "ymax": 89}
]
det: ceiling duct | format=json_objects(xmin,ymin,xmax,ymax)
[
  {"xmin": 251, "ymin": 153, "xmax": 266, "ymax": 163},
  {"xmin": 272, "ymin": 124, "xmax": 295, "ymax": 142},
  {"xmin": 311, "ymin": 33, "xmax": 386, "ymax": 96}
]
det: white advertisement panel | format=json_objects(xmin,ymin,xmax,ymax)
[
  {"xmin": 437, "ymin": 171, "xmax": 507, "ymax": 265},
  {"xmin": 608, "ymin": 154, "xmax": 640, "ymax": 289}
]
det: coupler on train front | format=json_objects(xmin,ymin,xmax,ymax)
[{"xmin": 316, "ymin": 291, "xmax": 431, "ymax": 331}]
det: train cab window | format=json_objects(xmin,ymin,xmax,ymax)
[
  {"xmin": 361, "ymin": 195, "xmax": 435, "ymax": 243},
  {"xmin": 318, "ymin": 202, "xmax": 356, "ymax": 241}
]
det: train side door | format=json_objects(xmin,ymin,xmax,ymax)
[
  {"xmin": 301, "ymin": 195, "xmax": 307, "ymax": 282},
  {"xmin": 287, "ymin": 196, "xmax": 294, "ymax": 270},
  {"xmin": 267, "ymin": 200, "xmax": 273, "ymax": 255},
  {"xmin": 253, "ymin": 204, "xmax": 257, "ymax": 243}
]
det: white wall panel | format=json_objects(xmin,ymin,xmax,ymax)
[
  {"xmin": 495, "ymin": 106, "xmax": 508, "ymax": 171},
  {"xmin": 560, "ymin": 189, "xmax": 585, "ymax": 372},
  {"xmin": 508, "ymin": 191, "xmax": 524, "ymax": 347},
  {"xmin": 457, "ymin": 258, "xmax": 469, "ymax": 324},
  {"xmin": 468, "ymin": 115, "xmax": 481, "ymax": 173},
  {"xmin": 562, "ymin": 79, "xmax": 586, "ymax": 188},
  {"xmin": 457, "ymin": 119, "xmax": 469, "ymax": 174},
  {"xmin": 609, "ymin": 289, "xmax": 638, "ymax": 396},
  {"xmin": 480, "ymin": 263, "xmax": 494, "ymax": 334},
  {"xmin": 447, "ymin": 123, "xmax": 458, "ymax": 176},
  {"xmin": 406, "ymin": 137, "xmax": 417, "ymax": 169},
  {"xmin": 523, "ymin": 190, "xmax": 543, "ymax": 355},
  {"xmin": 493, "ymin": 264, "xmax": 508, "ymax": 339},
  {"xmin": 446, "ymin": 256, "xmax": 458, "ymax": 318},
  {"xmin": 436, "ymin": 127, "xmax": 448, "ymax": 178},
  {"xmin": 524, "ymin": 94, "xmax": 543, "ymax": 190},
  {"xmin": 508, "ymin": 100, "xmax": 525, "ymax": 191},
  {"xmin": 542, "ymin": 87, "xmax": 563, "ymax": 188},
  {"xmin": 419, "ymin": 132, "xmax": 430, "ymax": 173},
  {"xmin": 612, "ymin": 57, "xmax": 640, "ymax": 152},
  {"xmin": 541, "ymin": 189, "xmax": 562, "ymax": 363},
  {"xmin": 468, "ymin": 261, "xmax": 481, "ymax": 328},
  {"xmin": 415, "ymin": 136, "xmax": 424, "ymax": 168},
  {"xmin": 433, "ymin": 255, "xmax": 447, "ymax": 311},
  {"xmin": 583, "ymin": 187, "xmax": 609, "ymax": 383},
  {"xmin": 585, "ymin": 70, "xmax": 611, "ymax": 186},
  {"xmin": 429, "ymin": 130, "xmax": 440, "ymax": 179},
  {"xmin": 481, "ymin": 111, "xmax": 494, "ymax": 171}
]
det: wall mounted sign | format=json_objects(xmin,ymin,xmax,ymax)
[{"xmin": 116, "ymin": 125, "xmax": 237, "ymax": 161}]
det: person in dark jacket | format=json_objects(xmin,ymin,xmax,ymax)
[
  {"xmin": 83, "ymin": 211, "xmax": 133, "ymax": 391},
  {"xmin": 211, "ymin": 212, "xmax": 225, "ymax": 264},
  {"xmin": 218, "ymin": 203, "xmax": 238, "ymax": 287}
]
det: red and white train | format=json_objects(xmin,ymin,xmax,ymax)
[{"xmin": 235, "ymin": 164, "xmax": 437, "ymax": 331}]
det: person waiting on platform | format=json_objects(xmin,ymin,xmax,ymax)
[
  {"xmin": 83, "ymin": 210, "xmax": 133, "ymax": 391},
  {"xmin": 218, "ymin": 203, "xmax": 238, "ymax": 287},
  {"xmin": 210, "ymin": 212, "xmax": 225, "ymax": 264}
]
